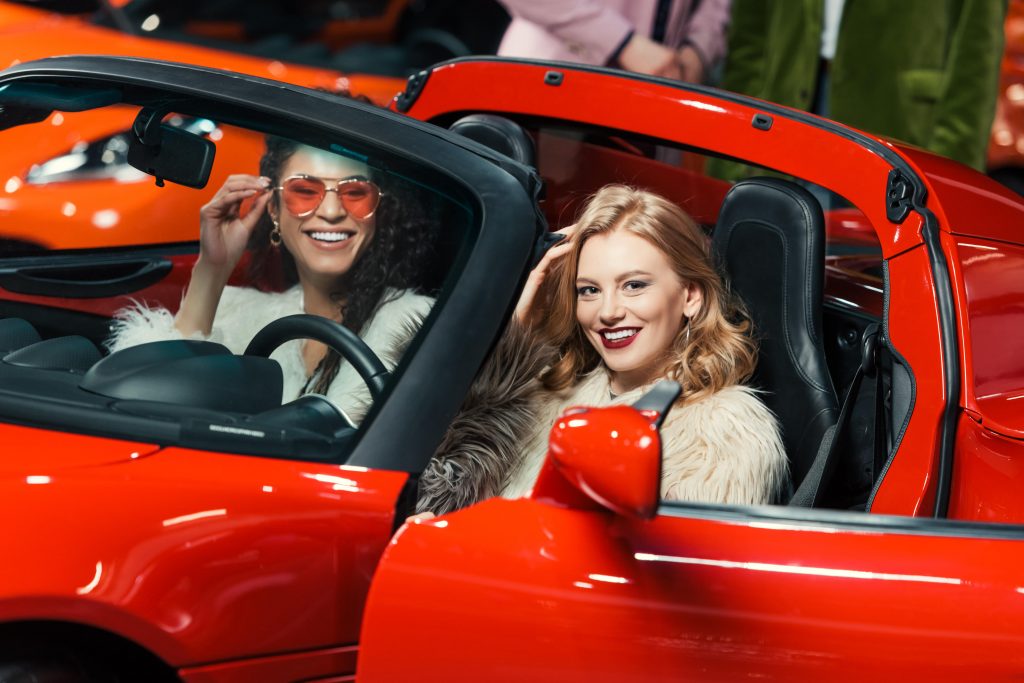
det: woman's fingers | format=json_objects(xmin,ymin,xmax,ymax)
[
  {"xmin": 203, "ymin": 176, "xmax": 270, "ymax": 212},
  {"xmin": 239, "ymin": 191, "xmax": 271, "ymax": 231},
  {"xmin": 406, "ymin": 511, "xmax": 436, "ymax": 523},
  {"xmin": 534, "ymin": 238, "xmax": 573, "ymax": 275},
  {"xmin": 515, "ymin": 227, "xmax": 578, "ymax": 324},
  {"xmin": 203, "ymin": 188, "xmax": 269, "ymax": 224},
  {"xmin": 218, "ymin": 176, "xmax": 270, "ymax": 195},
  {"xmin": 197, "ymin": 176, "xmax": 272, "ymax": 269}
]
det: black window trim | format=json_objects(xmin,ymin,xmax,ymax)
[{"xmin": 0, "ymin": 55, "xmax": 546, "ymax": 476}]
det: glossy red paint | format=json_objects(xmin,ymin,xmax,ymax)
[
  {"xmin": 902, "ymin": 144, "xmax": 1024, "ymax": 246},
  {"xmin": 539, "ymin": 405, "xmax": 662, "ymax": 519},
  {"xmin": 179, "ymin": 645, "xmax": 356, "ymax": 683},
  {"xmin": 950, "ymin": 414, "xmax": 1024, "ymax": 522},
  {"xmin": 823, "ymin": 256, "xmax": 884, "ymax": 319},
  {"xmin": 868, "ymin": 240, "xmax": 946, "ymax": 517},
  {"xmin": 0, "ymin": 422, "xmax": 407, "ymax": 675},
  {"xmin": 533, "ymin": 130, "xmax": 729, "ymax": 228},
  {"xmin": 825, "ymin": 207, "xmax": 880, "ymax": 248},
  {"xmin": 359, "ymin": 498, "xmax": 1024, "ymax": 682},
  {"xmin": 403, "ymin": 61, "xmax": 922, "ymax": 257},
  {"xmin": 956, "ymin": 238, "xmax": 1024, "ymax": 438}
]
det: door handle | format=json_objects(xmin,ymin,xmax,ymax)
[{"xmin": 0, "ymin": 258, "xmax": 172, "ymax": 298}]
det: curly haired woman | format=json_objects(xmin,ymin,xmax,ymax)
[{"xmin": 107, "ymin": 135, "xmax": 437, "ymax": 424}]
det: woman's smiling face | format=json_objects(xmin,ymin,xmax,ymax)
[
  {"xmin": 575, "ymin": 229, "xmax": 702, "ymax": 394},
  {"xmin": 270, "ymin": 146, "xmax": 376, "ymax": 289}
]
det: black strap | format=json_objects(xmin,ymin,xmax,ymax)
[
  {"xmin": 790, "ymin": 323, "xmax": 882, "ymax": 507},
  {"xmin": 871, "ymin": 341, "xmax": 888, "ymax": 483}
]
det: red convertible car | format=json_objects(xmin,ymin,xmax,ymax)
[{"xmin": 0, "ymin": 54, "xmax": 1023, "ymax": 682}]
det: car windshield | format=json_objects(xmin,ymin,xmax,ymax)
[{"xmin": 0, "ymin": 75, "xmax": 473, "ymax": 463}]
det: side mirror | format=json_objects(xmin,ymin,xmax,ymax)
[{"xmin": 533, "ymin": 381, "xmax": 681, "ymax": 519}]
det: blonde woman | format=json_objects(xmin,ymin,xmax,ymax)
[{"xmin": 418, "ymin": 185, "xmax": 788, "ymax": 514}]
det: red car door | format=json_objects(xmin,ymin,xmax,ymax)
[{"xmin": 358, "ymin": 497, "xmax": 1024, "ymax": 681}]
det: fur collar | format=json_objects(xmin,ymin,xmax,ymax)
[{"xmin": 423, "ymin": 344, "xmax": 790, "ymax": 513}]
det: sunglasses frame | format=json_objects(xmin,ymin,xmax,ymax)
[{"xmin": 274, "ymin": 174, "xmax": 384, "ymax": 219}]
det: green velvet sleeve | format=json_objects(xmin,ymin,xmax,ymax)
[
  {"xmin": 929, "ymin": 0, "xmax": 1007, "ymax": 170},
  {"xmin": 719, "ymin": 0, "xmax": 770, "ymax": 98}
]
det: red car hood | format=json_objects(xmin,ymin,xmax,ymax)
[{"xmin": 0, "ymin": 422, "xmax": 161, "ymax": 477}]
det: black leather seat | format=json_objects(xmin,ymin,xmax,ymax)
[
  {"xmin": 448, "ymin": 114, "xmax": 536, "ymax": 167},
  {"xmin": 711, "ymin": 178, "xmax": 839, "ymax": 496}
]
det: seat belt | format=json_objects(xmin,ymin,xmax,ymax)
[{"xmin": 790, "ymin": 323, "xmax": 883, "ymax": 507}]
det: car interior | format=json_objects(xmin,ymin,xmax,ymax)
[
  {"xmin": 0, "ymin": 78, "xmax": 903, "ymax": 513},
  {"xmin": 0, "ymin": 83, "xmax": 475, "ymax": 462}
]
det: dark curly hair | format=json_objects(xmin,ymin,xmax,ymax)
[{"xmin": 247, "ymin": 134, "xmax": 440, "ymax": 395}]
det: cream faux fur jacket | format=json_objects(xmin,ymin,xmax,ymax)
[
  {"xmin": 417, "ymin": 324, "xmax": 790, "ymax": 514},
  {"xmin": 501, "ymin": 368, "xmax": 789, "ymax": 505},
  {"xmin": 106, "ymin": 285, "xmax": 434, "ymax": 423}
]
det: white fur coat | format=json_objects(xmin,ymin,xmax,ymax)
[
  {"xmin": 501, "ymin": 369, "xmax": 789, "ymax": 505},
  {"xmin": 106, "ymin": 285, "xmax": 434, "ymax": 423}
]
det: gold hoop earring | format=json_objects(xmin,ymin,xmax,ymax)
[{"xmin": 269, "ymin": 220, "xmax": 282, "ymax": 247}]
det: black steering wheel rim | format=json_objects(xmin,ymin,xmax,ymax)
[{"xmin": 244, "ymin": 314, "xmax": 389, "ymax": 401}]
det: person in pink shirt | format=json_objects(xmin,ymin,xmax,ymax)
[{"xmin": 496, "ymin": 0, "xmax": 730, "ymax": 83}]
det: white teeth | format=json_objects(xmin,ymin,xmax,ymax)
[
  {"xmin": 309, "ymin": 232, "xmax": 351, "ymax": 242},
  {"xmin": 603, "ymin": 329, "xmax": 638, "ymax": 341}
]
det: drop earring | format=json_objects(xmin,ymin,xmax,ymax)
[{"xmin": 269, "ymin": 218, "xmax": 282, "ymax": 247}]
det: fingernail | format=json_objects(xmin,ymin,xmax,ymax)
[{"xmin": 259, "ymin": 177, "xmax": 271, "ymax": 187}]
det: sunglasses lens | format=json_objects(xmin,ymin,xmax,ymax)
[
  {"xmin": 339, "ymin": 181, "xmax": 381, "ymax": 219},
  {"xmin": 282, "ymin": 177, "xmax": 325, "ymax": 216}
]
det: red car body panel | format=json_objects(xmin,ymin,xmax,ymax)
[
  {"xmin": 355, "ymin": 59, "xmax": 1024, "ymax": 682},
  {"xmin": 359, "ymin": 499, "xmax": 1024, "ymax": 683},
  {"xmin": 950, "ymin": 414, "xmax": 1024, "ymax": 522},
  {"xmin": 178, "ymin": 645, "xmax": 357, "ymax": 683},
  {"xmin": 0, "ymin": 422, "xmax": 407, "ymax": 673}
]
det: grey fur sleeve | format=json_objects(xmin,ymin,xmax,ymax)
[{"xmin": 415, "ymin": 321, "xmax": 556, "ymax": 515}]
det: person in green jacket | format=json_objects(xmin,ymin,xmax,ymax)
[{"xmin": 710, "ymin": 0, "xmax": 1006, "ymax": 176}]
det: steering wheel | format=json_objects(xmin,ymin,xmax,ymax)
[{"xmin": 244, "ymin": 314, "xmax": 389, "ymax": 401}]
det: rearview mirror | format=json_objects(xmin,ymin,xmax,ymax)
[
  {"xmin": 532, "ymin": 381, "xmax": 681, "ymax": 519},
  {"xmin": 127, "ymin": 106, "xmax": 215, "ymax": 189}
]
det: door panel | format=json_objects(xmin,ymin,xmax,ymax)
[{"xmin": 358, "ymin": 499, "xmax": 1024, "ymax": 682}]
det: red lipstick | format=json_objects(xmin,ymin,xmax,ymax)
[{"xmin": 599, "ymin": 327, "xmax": 640, "ymax": 349}]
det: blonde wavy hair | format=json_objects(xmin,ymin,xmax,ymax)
[{"xmin": 540, "ymin": 184, "xmax": 757, "ymax": 403}]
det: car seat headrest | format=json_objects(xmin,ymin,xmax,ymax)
[
  {"xmin": 712, "ymin": 177, "xmax": 839, "ymax": 489},
  {"xmin": 449, "ymin": 114, "xmax": 536, "ymax": 168}
]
